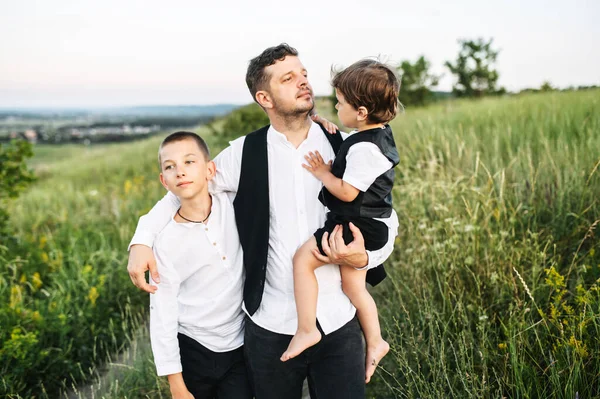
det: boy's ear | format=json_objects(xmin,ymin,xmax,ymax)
[
  {"xmin": 206, "ymin": 160, "xmax": 216, "ymax": 181},
  {"xmin": 159, "ymin": 173, "xmax": 169, "ymax": 190},
  {"xmin": 357, "ymin": 106, "xmax": 369, "ymax": 121},
  {"xmin": 255, "ymin": 90, "xmax": 273, "ymax": 109}
]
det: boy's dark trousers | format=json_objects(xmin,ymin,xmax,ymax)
[
  {"xmin": 243, "ymin": 315, "xmax": 366, "ymax": 399},
  {"xmin": 178, "ymin": 333, "xmax": 252, "ymax": 398}
]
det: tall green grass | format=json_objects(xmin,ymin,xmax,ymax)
[
  {"xmin": 1, "ymin": 90, "xmax": 599, "ymax": 397},
  {"xmin": 369, "ymin": 90, "xmax": 600, "ymax": 398}
]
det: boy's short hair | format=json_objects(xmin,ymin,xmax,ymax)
[
  {"xmin": 158, "ymin": 131, "xmax": 210, "ymax": 167},
  {"xmin": 332, "ymin": 59, "xmax": 400, "ymax": 124},
  {"xmin": 246, "ymin": 43, "xmax": 299, "ymax": 101}
]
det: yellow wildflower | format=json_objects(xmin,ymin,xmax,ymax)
[
  {"xmin": 32, "ymin": 311, "xmax": 42, "ymax": 322},
  {"xmin": 498, "ymin": 343, "xmax": 507, "ymax": 350},
  {"xmin": 124, "ymin": 180, "xmax": 133, "ymax": 195},
  {"xmin": 9, "ymin": 286, "xmax": 22, "ymax": 309},
  {"xmin": 88, "ymin": 287, "xmax": 99, "ymax": 306},
  {"xmin": 39, "ymin": 235, "xmax": 47, "ymax": 249},
  {"xmin": 32, "ymin": 272, "xmax": 43, "ymax": 289}
]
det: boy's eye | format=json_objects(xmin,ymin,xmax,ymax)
[
  {"xmin": 165, "ymin": 165, "xmax": 173, "ymax": 170},
  {"xmin": 185, "ymin": 160, "xmax": 194, "ymax": 164}
]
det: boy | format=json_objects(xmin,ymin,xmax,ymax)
[
  {"xmin": 282, "ymin": 60, "xmax": 400, "ymax": 382},
  {"xmin": 150, "ymin": 131, "xmax": 251, "ymax": 399}
]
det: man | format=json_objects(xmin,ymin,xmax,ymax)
[{"xmin": 127, "ymin": 43, "xmax": 398, "ymax": 398}]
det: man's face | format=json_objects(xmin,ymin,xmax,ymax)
[
  {"xmin": 262, "ymin": 56, "xmax": 314, "ymax": 117},
  {"xmin": 159, "ymin": 138, "xmax": 215, "ymax": 200}
]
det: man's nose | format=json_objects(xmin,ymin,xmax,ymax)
[{"xmin": 299, "ymin": 75, "xmax": 308, "ymax": 87}]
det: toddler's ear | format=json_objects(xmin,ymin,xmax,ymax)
[{"xmin": 357, "ymin": 106, "xmax": 369, "ymax": 121}]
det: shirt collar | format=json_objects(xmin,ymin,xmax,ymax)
[{"xmin": 267, "ymin": 121, "xmax": 322, "ymax": 147}]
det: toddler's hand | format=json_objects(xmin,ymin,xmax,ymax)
[
  {"xmin": 311, "ymin": 114, "xmax": 339, "ymax": 134},
  {"xmin": 303, "ymin": 151, "xmax": 332, "ymax": 180}
]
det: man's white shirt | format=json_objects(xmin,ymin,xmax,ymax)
[
  {"xmin": 132, "ymin": 121, "xmax": 399, "ymax": 336},
  {"xmin": 149, "ymin": 192, "xmax": 244, "ymax": 376}
]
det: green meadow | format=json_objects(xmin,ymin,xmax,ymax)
[{"xmin": 1, "ymin": 89, "xmax": 599, "ymax": 398}]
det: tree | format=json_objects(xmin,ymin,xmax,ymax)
[
  {"xmin": 397, "ymin": 56, "xmax": 440, "ymax": 107},
  {"xmin": 207, "ymin": 103, "xmax": 269, "ymax": 146},
  {"xmin": 540, "ymin": 81, "xmax": 555, "ymax": 92},
  {"xmin": 445, "ymin": 38, "xmax": 504, "ymax": 97}
]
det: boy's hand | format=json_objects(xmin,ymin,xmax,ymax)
[
  {"xmin": 168, "ymin": 373, "xmax": 194, "ymax": 399},
  {"xmin": 171, "ymin": 390, "xmax": 194, "ymax": 399},
  {"xmin": 127, "ymin": 244, "xmax": 159, "ymax": 293},
  {"xmin": 311, "ymin": 114, "xmax": 339, "ymax": 134},
  {"xmin": 303, "ymin": 151, "xmax": 332, "ymax": 180}
]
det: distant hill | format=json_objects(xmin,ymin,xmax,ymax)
[{"xmin": 0, "ymin": 104, "xmax": 241, "ymax": 119}]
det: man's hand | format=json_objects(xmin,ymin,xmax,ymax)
[
  {"xmin": 311, "ymin": 114, "xmax": 339, "ymax": 134},
  {"xmin": 312, "ymin": 223, "xmax": 368, "ymax": 268},
  {"xmin": 127, "ymin": 244, "xmax": 159, "ymax": 293},
  {"xmin": 303, "ymin": 151, "xmax": 332, "ymax": 181}
]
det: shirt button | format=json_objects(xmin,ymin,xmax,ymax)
[
  {"xmin": 205, "ymin": 227, "xmax": 208, "ymax": 231},
  {"xmin": 222, "ymin": 256, "xmax": 226, "ymax": 260},
  {"xmin": 213, "ymin": 242, "xmax": 217, "ymax": 246}
]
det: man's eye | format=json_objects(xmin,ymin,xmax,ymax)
[{"xmin": 283, "ymin": 76, "xmax": 292, "ymax": 82}]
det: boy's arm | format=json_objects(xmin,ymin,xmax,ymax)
[
  {"xmin": 209, "ymin": 136, "xmax": 244, "ymax": 194},
  {"xmin": 149, "ymin": 251, "xmax": 185, "ymax": 379},
  {"xmin": 302, "ymin": 151, "xmax": 360, "ymax": 202},
  {"xmin": 127, "ymin": 192, "xmax": 179, "ymax": 293}
]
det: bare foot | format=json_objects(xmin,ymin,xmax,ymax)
[
  {"xmin": 280, "ymin": 329, "xmax": 322, "ymax": 361},
  {"xmin": 365, "ymin": 340, "xmax": 390, "ymax": 383}
]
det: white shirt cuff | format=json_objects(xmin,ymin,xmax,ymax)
[
  {"xmin": 128, "ymin": 231, "xmax": 155, "ymax": 251},
  {"xmin": 156, "ymin": 361, "xmax": 182, "ymax": 377}
]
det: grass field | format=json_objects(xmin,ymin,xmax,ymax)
[{"xmin": 1, "ymin": 90, "xmax": 599, "ymax": 398}]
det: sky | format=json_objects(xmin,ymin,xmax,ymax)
[{"xmin": 1, "ymin": 0, "xmax": 599, "ymax": 108}]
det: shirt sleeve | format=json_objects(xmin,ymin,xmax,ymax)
[
  {"xmin": 209, "ymin": 136, "xmax": 245, "ymax": 194},
  {"xmin": 359, "ymin": 209, "xmax": 399, "ymax": 270},
  {"xmin": 128, "ymin": 192, "xmax": 179, "ymax": 249},
  {"xmin": 150, "ymin": 247, "xmax": 182, "ymax": 376},
  {"xmin": 342, "ymin": 142, "xmax": 393, "ymax": 192}
]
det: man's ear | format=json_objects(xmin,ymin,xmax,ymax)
[
  {"xmin": 206, "ymin": 160, "xmax": 216, "ymax": 181},
  {"xmin": 256, "ymin": 90, "xmax": 273, "ymax": 109},
  {"xmin": 357, "ymin": 106, "xmax": 369, "ymax": 121},
  {"xmin": 159, "ymin": 173, "xmax": 169, "ymax": 190}
]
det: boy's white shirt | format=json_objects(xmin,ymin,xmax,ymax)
[
  {"xmin": 132, "ymin": 121, "xmax": 399, "ymax": 335},
  {"xmin": 150, "ymin": 191, "xmax": 244, "ymax": 376}
]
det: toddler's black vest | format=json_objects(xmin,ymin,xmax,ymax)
[{"xmin": 318, "ymin": 125, "xmax": 400, "ymax": 218}]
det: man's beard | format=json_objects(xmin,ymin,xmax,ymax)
[{"xmin": 272, "ymin": 94, "xmax": 314, "ymax": 118}]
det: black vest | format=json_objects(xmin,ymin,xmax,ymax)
[
  {"xmin": 319, "ymin": 125, "xmax": 400, "ymax": 219},
  {"xmin": 233, "ymin": 123, "xmax": 342, "ymax": 315}
]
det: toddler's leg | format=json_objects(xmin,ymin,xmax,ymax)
[
  {"xmin": 281, "ymin": 237, "xmax": 327, "ymax": 362},
  {"xmin": 340, "ymin": 266, "xmax": 389, "ymax": 383}
]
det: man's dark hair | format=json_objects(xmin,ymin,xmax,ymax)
[
  {"xmin": 332, "ymin": 59, "xmax": 400, "ymax": 124},
  {"xmin": 246, "ymin": 43, "xmax": 299, "ymax": 102},
  {"xmin": 158, "ymin": 131, "xmax": 210, "ymax": 166}
]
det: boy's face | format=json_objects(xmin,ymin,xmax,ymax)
[
  {"xmin": 259, "ymin": 55, "xmax": 314, "ymax": 116},
  {"xmin": 335, "ymin": 89, "xmax": 360, "ymax": 129},
  {"xmin": 159, "ymin": 138, "xmax": 215, "ymax": 200}
]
